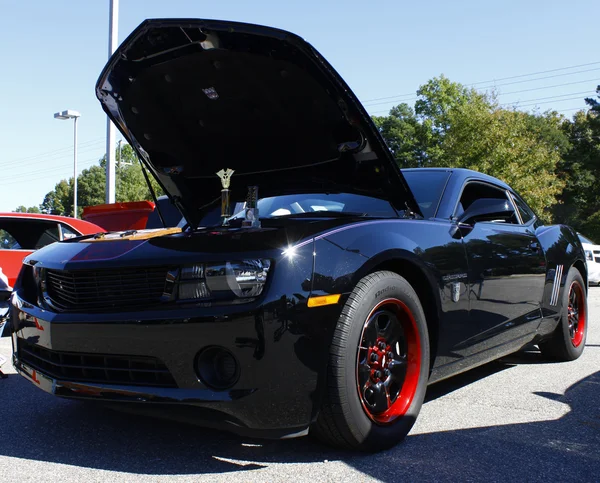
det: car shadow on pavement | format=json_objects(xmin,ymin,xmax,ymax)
[{"xmin": 0, "ymin": 359, "xmax": 598, "ymax": 481}]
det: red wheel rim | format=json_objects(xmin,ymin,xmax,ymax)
[
  {"xmin": 567, "ymin": 281, "xmax": 586, "ymax": 347},
  {"xmin": 356, "ymin": 298, "xmax": 421, "ymax": 425}
]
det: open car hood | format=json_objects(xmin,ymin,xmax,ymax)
[{"xmin": 96, "ymin": 19, "xmax": 421, "ymax": 226}]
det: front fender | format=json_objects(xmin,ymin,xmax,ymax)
[{"xmin": 311, "ymin": 219, "xmax": 466, "ymax": 296}]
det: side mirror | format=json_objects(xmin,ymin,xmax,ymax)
[{"xmin": 457, "ymin": 198, "xmax": 515, "ymax": 225}]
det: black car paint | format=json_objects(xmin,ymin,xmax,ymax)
[{"xmin": 9, "ymin": 167, "xmax": 585, "ymax": 438}]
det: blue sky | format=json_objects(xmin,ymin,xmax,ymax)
[{"xmin": 1, "ymin": 0, "xmax": 598, "ymax": 212}]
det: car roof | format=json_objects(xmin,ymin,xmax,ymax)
[
  {"xmin": 0, "ymin": 212, "xmax": 105, "ymax": 235},
  {"xmin": 401, "ymin": 167, "xmax": 512, "ymax": 191}
]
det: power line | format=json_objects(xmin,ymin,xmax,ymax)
[
  {"xmin": 515, "ymin": 96, "xmax": 589, "ymax": 109},
  {"xmin": 364, "ymin": 78, "xmax": 600, "ymax": 110},
  {"xmin": 362, "ymin": 62, "xmax": 600, "ymax": 104},
  {"xmin": 1, "ymin": 138, "xmax": 104, "ymax": 166},
  {"xmin": 0, "ymin": 142, "xmax": 106, "ymax": 170},
  {"xmin": 499, "ymin": 90, "xmax": 595, "ymax": 107},
  {"xmin": 475, "ymin": 67, "xmax": 600, "ymax": 90},
  {"xmin": 9, "ymin": 157, "xmax": 100, "ymax": 184},
  {"xmin": 369, "ymin": 97, "xmax": 593, "ymax": 116},
  {"xmin": 470, "ymin": 61, "xmax": 600, "ymax": 86},
  {"xmin": 499, "ymin": 78, "xmax": 600, "ymax": 96}
]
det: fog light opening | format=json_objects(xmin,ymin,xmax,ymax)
[{"xmin": 196, "ymin": 346, "xmax": 240, "ymax": 390}]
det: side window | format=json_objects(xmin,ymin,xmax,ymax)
[
  {"xmin": 0, "ymin": 229, "xmax": 20, "ymax": 249},
  {"xmin": 456, "ymin": 182, "xmax": 518, "ymax": 224},
  {"xmin": 510, "ymin": 193, "xmax": 535, "ymax": 224},
  {"xmin": 0, "ymin": 219, "xmax": 59, "ymax": 249},
  {"xmin": 60, "ymin": 225, "xmax": 80, "ymax": 240},
  {"xmin": 35, "ymin": 224, "xmax": 60, "ymax": 249}
]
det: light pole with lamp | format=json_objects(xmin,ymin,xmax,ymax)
[{"xmin": 53, "ymin": 110, "xmax": 81, "ymax": 218}]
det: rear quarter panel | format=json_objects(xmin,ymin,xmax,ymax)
[{"xmin": 535, "ymin": 224, "xmax": 587, "ymax": 334}]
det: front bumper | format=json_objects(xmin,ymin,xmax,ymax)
[{"xmin": 10, "ymin": 290, "xmax": 341, "ymax": 438}]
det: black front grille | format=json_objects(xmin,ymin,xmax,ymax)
[
  {"xmin": 45, "ymin": 267, "xmax": 169, "ymax": 312},
  {"xmin": 18, "ymin": 340, "xmax": 177, "ymax": 388}
]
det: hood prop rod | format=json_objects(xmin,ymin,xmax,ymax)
[{"xmin": 139, "ymin": 159, "xmax": 166, "ymax": 228}]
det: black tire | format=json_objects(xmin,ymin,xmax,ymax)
[
  {"xmin": 539, "ymin": 267, "xmax": 587, "ymax": 361},
  {"xmin": 312, "ymin": 271, "xmax": 430, "ymax": 451}
]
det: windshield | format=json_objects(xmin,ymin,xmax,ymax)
[
  {"xmin": 185, "ymin": 193, "xmax": 399, "ymax": 228},
  {"xmin": 246, "ymin": 193, "xmax": 397, "ymax": 218},
  {"xmin": 402, "ymin": 170, "xmax": 451, "ymax": 219}
]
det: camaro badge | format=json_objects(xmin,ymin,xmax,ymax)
[{"xmin": 451, "ymin": 282, "xmax": 461, "ymax": 303}]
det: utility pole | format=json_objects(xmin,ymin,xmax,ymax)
[{"xmin": 105, "ymin": 0, "xmax": 119, "ymax": 203}]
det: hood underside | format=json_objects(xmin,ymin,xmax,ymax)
[{"xmin": 96, "ymin": 19, "xmax": 420, "ymax": 226}]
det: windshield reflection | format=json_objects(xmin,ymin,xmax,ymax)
[{"xmin": 229, "ymin": 193, "xmax": 397, "ymax": 220}]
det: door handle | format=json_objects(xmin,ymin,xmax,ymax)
[{"xmin": 529, "ymin": 242, "xmax": 540, "ymax": 252}]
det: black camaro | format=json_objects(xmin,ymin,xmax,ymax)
[{"xmin": 9, "ymin": 19, "xmax": 587, "ymax": 451}]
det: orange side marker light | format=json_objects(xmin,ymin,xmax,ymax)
[{"xmin": 307, "ymin": 294, "xmax": 341, "ymax": 308}]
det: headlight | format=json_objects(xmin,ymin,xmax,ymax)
[
  {"xmin": 178, "ymin": 259, "xmax": 271, "ymax": 302},
  {"xmin": 585, "ymin": 250, "xmax": 593, "ymax": 261}
]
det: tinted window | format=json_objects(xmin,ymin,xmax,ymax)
[
  {"xmin": 231, "ymin": 193, "xmax": 397, "ymax": 219},
  {"xmin": 402, "ymin": 171, "xmax": 451, "ymax": 218},
  {"xmin": 146, "ymin": 196, "xmax": 184, "ymax": 229},
  {"xmin": 60, "ymin": 225, "xmax": 80, "ymax": 240},
  {"xmin": 511, "ymin": 194, "xmax": 535, "ymax": 224},
  {"xmin": 0, "ymin": 229, "xmax": 20, "ymax": 249},
  {"xmin": 458, "ymin": 182, "xmax": 518, "ymax": 224},
  {"xmin": 0, "ymin": 219, "xmax": 60, "ymax": 249}
]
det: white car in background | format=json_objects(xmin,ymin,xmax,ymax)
[{"xmin": 578, "ymin": 233, "xmax": 600, "ymax": 286}]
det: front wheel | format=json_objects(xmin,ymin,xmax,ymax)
[
  {"xmin": 539, "ymin": 267, "xmax": 587, "ymax": 361},
  {"xmin": 312, "ymin": 271, "xmax": 430, "ymax": 451}
]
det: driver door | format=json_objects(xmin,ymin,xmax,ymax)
[{"xmin": 456, "ymin": 181, "xmax": 546, "ymax": 357}]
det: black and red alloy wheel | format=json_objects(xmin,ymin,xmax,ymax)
[
  {"xmin": 567, "ymin": 281, "xmax": 586, "ymax": 348},
  {"xmin": 356, "ymin": 298, "xmax": 421, "ymax": 424}
]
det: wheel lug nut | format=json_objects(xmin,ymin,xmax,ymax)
[
  {"xmin": 370, "ymin": 353, "xmax": 378, "ymax": 362},
  {"xmin": 374, "ymin": 370, "xmax": 382, "ymax": 379},
  {"xmin": 378, "ymin": 342, "xmax": 386, "ymax": 350},
  {"xmin": 384, "ymin": 369, "xmax": 390, "ymax": 377},
  {"xmin": 387, "ymin": 351, "xmax": 394, "ymax": 359}
]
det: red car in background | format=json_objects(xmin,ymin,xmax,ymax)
[{"xmin": 0, "ymin": 213, "xmax": 104, "ymax": 287}]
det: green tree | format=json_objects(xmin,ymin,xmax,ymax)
[
  {"xmin": 373, "ymin": 76, "xmax": 566, "ymax": 218},
  {"xmin": 77, "ymin": 165, "xmax": 106, "ymax": 210},
  {"xmin": 372, "ymin": 103, "xmax": 426, "ymax": 168},
  {"xmin": 553, "ymin": 88, "xmax": 600, "ymax": 229},
  {"xmin": 41, "ymin": 179, "xmax": 73, "ymax": 216},
  {"xmin": 14, "ymin": 205, "xmax": 40, "ymax": 213},
  {"xmin": 37, "ymin": 143, "xmax": 164, "ymax": 217},
  {"xmin": 584, "ymin": 85, "xmax": 600, "ymax": 114}
]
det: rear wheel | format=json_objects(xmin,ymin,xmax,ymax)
[
  {"xmin": 540, "ymin": 267, "xmax": 587, "ymax": 361},
  {"xmin": 312, "ymin": 271, "xmax": 430, "ymax": 451}
]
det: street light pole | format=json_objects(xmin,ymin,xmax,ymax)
[
  {"xmin": 73, "ymin": 115, "xmax": 78, "ymax": 217},
  {"xmin": 106, "ymin": 0, "xmax": 119, "ymax": 204},
  {"xmin": 54, "ymin": 110, "xmax": 81, "ymax": 218}
]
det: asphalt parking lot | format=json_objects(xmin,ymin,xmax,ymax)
[{"xmin": 1, "ymin": 291, "xmax": 598, "ymax": 482}]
